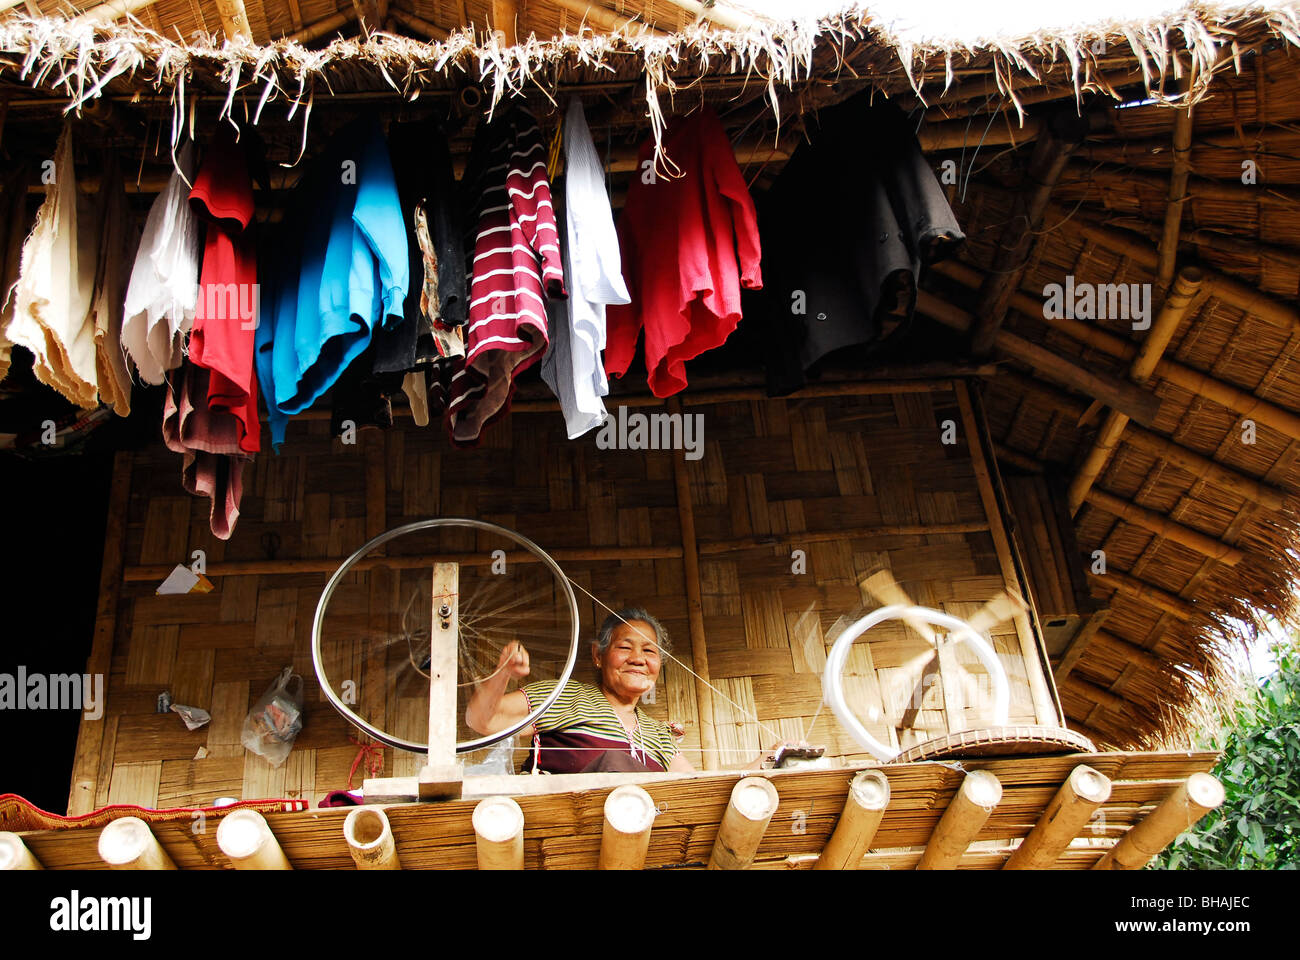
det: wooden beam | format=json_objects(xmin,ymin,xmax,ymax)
[
  {"xmin": 1155, "ymin": 72, "xmax": 1194, "ymax": 291},
  {"xmin": 291, "ymin": 10, "xmax": 357, "ymax": 44},
  {"xmin": 1053, "ymin": 607, "xmax": 1110, "ymax": 683},
  {"xmin": 668, "ymin": 395, "xmax": 719, "ymax": 766},
  {"xmin": 1083, "ymin": 486, "xmax": 1245, "ymax": 565},
  {"xmin": 917, "ymin": 770, "xmax": 1002, "ymax": 869},
  {"xmin": 71, "ymin": 0, "xmax": 161, "ymax": 26},
  {"xmin": 214, "ymin": 0, "xmax": 252, "ymax": 40},
  {"xmin": 1062, "ymin": 674, "xmax": 1133, "ymax": 714},
  {"xmin": 971, "ymin": 110, "xmax": 1090, "ymax": 355},
  {"xmin": 68, "ymin": 449, "xmax": 132, "ymax": 815},
  {"xmin": 815, "ymin": 770, "xmax": 890, "ymax": 870},
  {"xmin": 420, "ymin": 562, "xmax": 464, "ymax": 799},
  {"xmin": 918, "ymin": 292, "xmax": 1161, "ymax": 426},
  {"xmin": 389, "ymin": 6, "xmax": 450, "ymax": 40},
  {"xmin": 285, "ymin": 0, "xmax": 304, "ymax": 31},
  {"xmin": 1004, "ymin": 764, "xmax": 1112, "ymax": 869},
  {"xmin": 954, "ymin": 381, "xmax": 1058, "ymax": 725},
  {"xmin": 1094, "ymin": 773, "xmax": 1224, "ymax": 869}
]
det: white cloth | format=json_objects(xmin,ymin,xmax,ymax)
[
  {"xmin": 542, "ymin": 97, "xmax": 630, "ymax": 439},
  {"xmin": 5, "ymin": 122, "xmax": 99, "ymax": 408},
  {"xmin": 122, "ymin": 140, "xmax": 201, "ymax": 386}
]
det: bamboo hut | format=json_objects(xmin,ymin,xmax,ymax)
[{"xmin": 0, "ymin": 0, "xmax": 1293, "ymax": 871}]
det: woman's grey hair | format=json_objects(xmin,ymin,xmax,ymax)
[{"xmin": 594, "ymin": 608, "xmax": 672, "ymax": 656}]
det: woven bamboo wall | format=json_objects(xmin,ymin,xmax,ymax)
[{"xmin": 78, "ymin": 380, "xmax": 1058, "ymax": 812}]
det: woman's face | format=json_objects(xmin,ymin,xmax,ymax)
[{"xmin": 595, "ymin": 621, "xmax": 662, "ymax": 700}]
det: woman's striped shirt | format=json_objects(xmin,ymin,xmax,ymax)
[{"xmin": 520, "ymin": 679, "xmax": 679, "ymax": 774}]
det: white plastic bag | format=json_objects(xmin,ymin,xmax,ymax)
[{"xmin": 241, "ymin": 666, "xmax": 304, "ymax": 768}]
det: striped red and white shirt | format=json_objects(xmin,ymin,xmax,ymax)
[{"xmin": 450, "ymin": 109, "xmax": 566, "ymax": 444}]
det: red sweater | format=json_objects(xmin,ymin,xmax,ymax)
[{"xmin": 606, "ymin": 108, "xmax": 762, "ymax": 398}]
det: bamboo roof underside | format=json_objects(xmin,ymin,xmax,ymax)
[{"xmin": 3, "ymin": 2, "xmax": 1300, "ymax": 748}]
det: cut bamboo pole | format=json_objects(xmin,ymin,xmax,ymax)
[
  {"xmin": 1004, "ymin": 765, "xmax": 1112, "ymax": 868},
  {"xmin": 97, "ymin": 817, "xmax": 176, "ymax": 870},
  {"xmin": 1084, "ymin": 487, "xmax": 1245, "ymax": 565},
  {"xmin": 473, "ymin": 796, "xmax": 525, "ymax": 870},
  {"xmin": 0, "ymin": 832, "xmax": 41, "ymax": 870},
  {"xmin": 815, "ymin": 770, "xmax": 891, "ymax": 870},
  {"xmin": 667, "ymin": 395, "xmax": 719, "ymax": 765},
  {"xmin": 916, "ymin": 770, "xmax": 1003, "ymax": 869},
  {"xmin": 1094, "ymin": 773, "xmax": 1224, "ymax": 870},
  {"xmin": 599, "ymin": 785, "xmax": 657, "ymax": 870},
  {"xmin": 709, "ymin": 777, "xmax": 780, "ymax": 870},
  {"xmin": 1061, "ymin": 265, "xmax": 1203, "ymax": 515},
  {"xmin": 343, "ymin": 807, "xmax": 401, "ymax": 870},
  {"xmin": 1155, "ymin": 71, "xmax": 1194, "ymax": 291},
  {"xmin": 216, "ymin": 810, "xmax": 292, "ymax": 869}
]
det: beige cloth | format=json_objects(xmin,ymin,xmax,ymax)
[
  {"xmin": 0, "ymin": 164, "xmax": 33, "ymax": 384},
  {"xmin": 92, "ymin": 155, "xmax": 134, "ymax": 415},
  {"xmin": 6, "ymin": 122, "xmax": 100, "ymax": 408}
]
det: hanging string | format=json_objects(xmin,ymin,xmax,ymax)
[
  {"xmin": 346, "ymin": 735, "xmax": 385, "ymax": 790},
  {"xmin": 562, "ymin": 575, "xmax": 789, "ymax": 746}
]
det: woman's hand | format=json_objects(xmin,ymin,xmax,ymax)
[{"xmin": 498, "ymin": 641, "xmax": 530, "ymax": 680}]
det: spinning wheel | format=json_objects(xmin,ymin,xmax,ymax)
[{"xmin": 311, "ymin": 519, "xmax": 581, "ymax": 796}]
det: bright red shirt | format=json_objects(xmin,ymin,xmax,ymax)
[
  {"xmin": 605, "ymin": 108, "xmax": 762, "ymax": 398},
  {"xmin": 189, "ymin": 127, "xmax": 260, "ymax": 454}
]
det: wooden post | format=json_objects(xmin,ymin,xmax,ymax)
[
  {"xmin": 599, "ymin": 784, "xmax": 657, "ymax": 870},
  {"xmin": 216, "ymin": 809, "xmax": 292, "ymax": 869},
  {"xmin": 97, "ymin": 817, "xmax": 176, "ymax": 870},
  {"xmin": 419, "ymin": 562, "xmax": 464, "ymax": 799},
  {"xmin": 667, "ymin": 396, "xmax": 719, "ymax": 766},
  {"xmin": 917, "ymin": 770, "xmax": 1002, "ymax": 869},
  {"xmin": 708, "ymin": 776, "xmax": 779, "ymax": 870},
  {"xmin": 0, "ymin": 832, "xmax": 42, "ymax": 870},
  {"xmin": 344, "ymin": 807, "xmax": 401, "ymax": 870},
  {"xmin": 815, "ymin": 770, "xmax": 890, "ymax": 870},
  {"xmin": 473, "ymin": 796, "xmax": 525, "ymax": 869},
  {"xmin": 1004, "ymin": 765, "xmax": 1112, "ymax": 869},
  {"xmin": 954, "ymin": 382, "xmax": 1057, "ymax": 725},
  {"xmin": 1094, "ymin": 773, "xmax": 1224, "ymax": 870}
]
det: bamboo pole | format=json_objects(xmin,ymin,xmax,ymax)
[
  {"xmin": 599, "ymin": 785, "xmax": 657, "ymax": 870},
  {"xmin": 72, "ymin": 0, "xmax": 162, "ymax": 27},
  {"xmin": 548, "ymin": 0, "xmax": 658, "ymax": 33},
  {"xmin": 659, "ymin": 0, "xmax": 754, "ymax": 30},
  {"xmin": 1084, "ymin": 487, "xmax": 1245, "ymax": 565},
  {"xmin": 214, "ymin": 0, "xmax": 253, "ymax": 40},
  {"xmin": 343, "ymin": 807, "xmax": 401, "ymax": 870},
  {"xmin": 216, "ymin": 810, "xmax": 292, "ymax": 869},
  {"xmin": 1155, "ymin": 71, "xmax": 1194, "ymax": 291},
  {"xmin": 1053, "ymin": 608, "xmax": 1110, "ymax": 682},
  {"xmin": 489, "ymin": 0, "xmax": 517, "ymax": 44},
  {"xmin": 0, "ymin": 832, "xmax": 41, "ymax": 870},
  {"xmin": 1004, "ymin": 764, "xmax": 1112, "ymax": 868},
  {"xmin": 815, "ymin": 770, "xmax": 890, "ymax": 870},
  {"xmin": 1091, "ymin": 568, "xmax": 1198, "ymax": 620},
  {"xmin": 954, "ymin": 382, "xmax": 1058, "ymax": 725},
  {"xmin": 389, "ymin": 7, "xmax": 450, "ymax": 40},
  {"xmin": 1094, "ymin": 773, "xmax": 1224, "ymax": 869},
  {"xmin": 473, "ymin": 796, "xmax": 525, "ymax": 869},
  {"xmin": 916, "ymin": 770, "xmax": 1002, "ymax": 869},
  {"xmin": 291, "ymin": 10, "xmax": 357, "ymax": 44},
  {"xmin": 708, "ymin": 777, "xmax": 780, "ymax": 870},
  {"xmin": 97, "ymin": 817, "xmax": 176, "ymax": 870},
  {"xmin": 667, "ymin": 395, "xmax": 719, "ymax": 766}
]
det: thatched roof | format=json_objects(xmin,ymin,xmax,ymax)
[{"xmin": 4, "ymin": 1, "xmax": 1300, "ymax": 748}]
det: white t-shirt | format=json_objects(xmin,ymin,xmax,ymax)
[
  {"xmin": 122, "ymin": 140, "xmax": 201, "ymax": 385},
  {"xmin": 542, "ymin": 97, "xmax": 630, "ymax": 439}
]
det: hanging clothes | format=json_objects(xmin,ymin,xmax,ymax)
[
  {"xmin": 541, "ymin": 97, "xmax": 630, "ymax": 440},
  {"xmin": 265, "ymin": 118, "xmax": 408, "ymax": 429},
  {"xmin": 122, "ymin": 139, "xmax": 201, "ymax": 387},
  {"xmin": 91, "ymin": 151, "xmax": 135, "ymax": 416},
  {"xmin": 449, "ymin": 106, "xmax": 565, "ymax": 445},
  {"xmin": 756, "ymin": 92, "xmax": 966, "ymax": 395},
  {"xmin": 605, "ymin": 106, "xmax": 762, "ymax": 399},
  {"xmin": 189, "ymin": 125, "xmax": 261, "ymax": 454},
  {"xmin": 6, "ymin": 122, "xmax": 100, "ymax": 409},
  {"xmin": 162, "ymin": 359, "xmax": 250, "ymax": 540}
]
